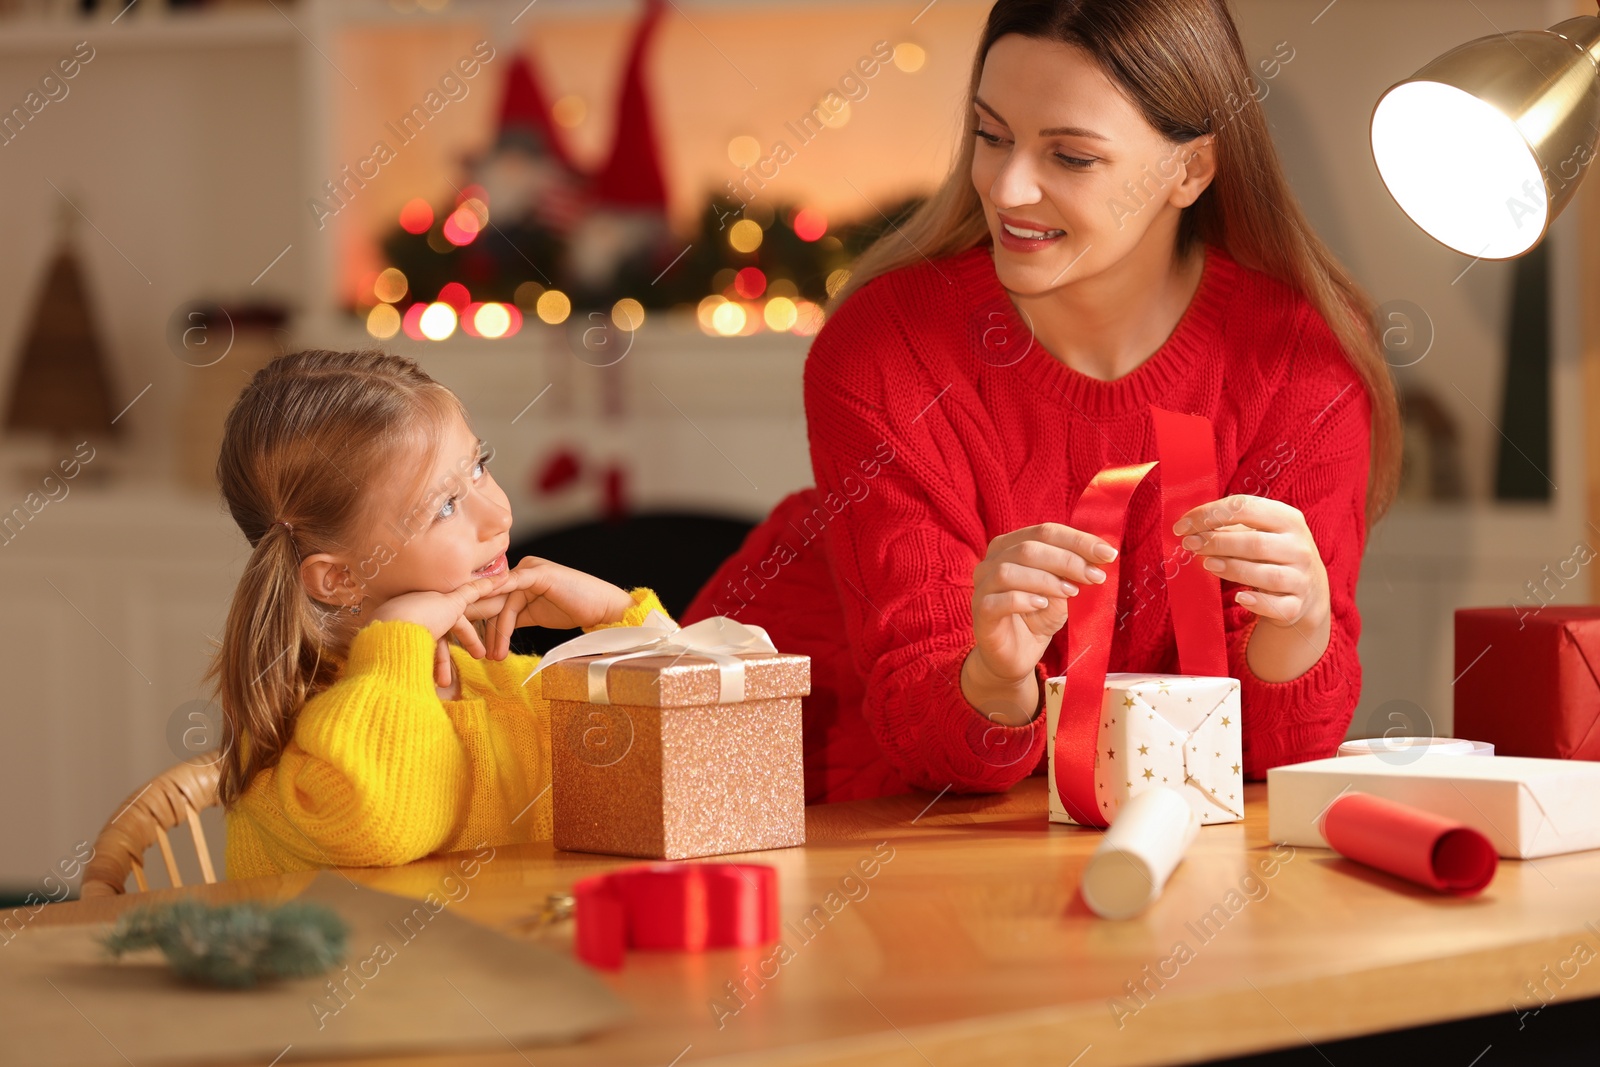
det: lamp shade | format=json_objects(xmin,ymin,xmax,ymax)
[{"xmin": 1371, "ymin": 15, "xmax": 1600, "ymax": 259}]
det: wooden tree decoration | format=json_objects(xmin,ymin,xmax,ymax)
[{"xmin": 3, "ymin": 203, "xmax": 122, "ymax": 445}]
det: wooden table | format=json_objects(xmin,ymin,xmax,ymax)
[{"xmin": 37, "ymin": 778, "xmax": 1600, "ymax": 1066}]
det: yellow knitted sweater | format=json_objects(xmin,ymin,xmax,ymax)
[{"xmin": 224, "ymin": 587, "xmax": 669, "ymax": 879}]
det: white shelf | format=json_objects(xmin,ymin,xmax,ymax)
[{"xmin": 0, "ymin": 9, "xmax": 299, "ymax": 52}]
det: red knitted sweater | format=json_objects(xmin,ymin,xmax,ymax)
[{"xmin": 682, "ymin": 242, "xmax": 1371, "ymax": 805}]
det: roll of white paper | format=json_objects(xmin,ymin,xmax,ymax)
[
  {"xmin": 1080, "ymin": 786, "xmax": 1199, "ymax": 920},
  {"xmin": 1336, "ymin": 737, "xmax": 1494, "ymax": 758}
]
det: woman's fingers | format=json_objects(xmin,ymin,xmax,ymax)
[
  {"xmin": 987, "ymin": 560, "xmax": 1083, "ymax": 600},
  {"xmin": 1234, "ymin": 588, "xmax": 1302, "ymax": 623},
  {"xmin": 985, "ymin": 540, "xmax": 1107, "ymax": 589},
  {"xmin": 974, "ymin": 589, "xmax": 1067, "ymax": 625},
  {"xmin": 1175, "ymin": 495, "xmax": 1303, "ymax": 536},
  {"xmin": 1180, "ymin": 527, "xmax": 1283, "ymax": 563},
  {"xmin": 1200, "ymin": 556, "xmax": 1301, "ymax": 593},
  {"xmin": 989, "ymin": 523, "xmax": 1118, "ymax": 566}
]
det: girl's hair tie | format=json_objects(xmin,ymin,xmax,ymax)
[{"xmin": 274, "ymin": 520, "xmax": 294, "ymax": 534}]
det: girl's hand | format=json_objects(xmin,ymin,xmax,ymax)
[
  {"xmin": 968, "ymin": 522, "xmax": 1118, "ymax": 687},
  {"xmin": 1175, "ymin": 495, "xmax": 1330, "ymax": 632},
  {"xmin": 368, "ymin": 574, "xmax": 513, "ymax": 688},
  {"xmin": 480, "ymin": 557, "xmax": 635, "ymax": 660}
]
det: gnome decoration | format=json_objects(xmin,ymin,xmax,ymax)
[{"xmin": 382, "ymin": 0, "xmax": 678, "ymax": 311}]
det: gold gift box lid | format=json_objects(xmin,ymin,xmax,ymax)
[{"xmin": 539, "ymin": 650, "xmax": 811, "ymax": 708}]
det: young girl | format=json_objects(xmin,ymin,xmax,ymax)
[{"xmin": 207, "ymin": 349, "xmax": 668, "ymax": 879}]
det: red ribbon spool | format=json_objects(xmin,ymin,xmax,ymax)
[
  {"xmin": 573, "ymin": 862, "xmax": 779, "ymax": 969},
  {"xmin": 1053, "ymin": 406, "xmax": 1228, "ymax": 827}
]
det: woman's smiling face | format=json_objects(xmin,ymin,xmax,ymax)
[{"xmin": 970, "ymin": 34, "xmax": 1211, "ymax": 294}]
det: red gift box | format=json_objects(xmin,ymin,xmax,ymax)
[{"xmin": 1454, "ymin": 607, "xmax": 1600, "ymax": 760}]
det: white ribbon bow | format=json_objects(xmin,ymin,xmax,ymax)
[{"xmin": 522, "ymin": 610, "xmax": 779, "ymax": 704}]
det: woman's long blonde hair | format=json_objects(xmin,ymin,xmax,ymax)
[
  {"xmin": 829, "ymin": 0, "xmax": 1400, "ymax": 524},
  {"xmin": 205, "ymin": 349, "xmax": 465, "ymax": 807}
]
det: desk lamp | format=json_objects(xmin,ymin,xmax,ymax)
[{"xmin": 1371, "ymin": 11, "xmax": 1600, "ymax": 258}]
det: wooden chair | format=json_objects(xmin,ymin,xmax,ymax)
[{"xmin": 80, "ymin": 754, "xmax": 222, "ymax": 898}]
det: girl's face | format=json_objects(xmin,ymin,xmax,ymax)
[
  {"xmin": 970, "ymin": 34, "xmax": 1213, "ymax": 294},
  {"xmin": 310, "ymin": 409, "xmax": 513, "ymax": 612}
]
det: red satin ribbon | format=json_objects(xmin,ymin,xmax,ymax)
[
  {"xmin": 1053, "ymin": 407, "xmax": 1226, "ymax": 827},
  {"xmin": 573, "ymin": 862, "xmax": 778, "ymax": 970}
]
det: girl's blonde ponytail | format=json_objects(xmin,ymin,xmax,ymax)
[{"xmin": 204, "ymin": 349, "xmax": 465, "ymax": 808}]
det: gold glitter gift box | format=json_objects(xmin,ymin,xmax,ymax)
[{"xmin": 536, "ymin": 615, "xmax": 810, "ymax": 860}]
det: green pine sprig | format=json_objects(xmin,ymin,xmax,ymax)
[{"xmin": 97, "ymin": 900, "xmax": 348, "ymax": 989}]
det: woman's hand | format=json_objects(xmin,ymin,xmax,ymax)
[
  {"xmin": 479, "ymin": 557, "xmax": 635, "ymax": 660},
  {"xmin": 1175, "ymin": 494, "xmax": 1331, "ymax": 681},
  {"xmin": 1174, "ymin": 495, "xmax": 1329, "ymax": 630},
  {"xmin": 367, "ymin": 574, "xmax": 515, "ymax": 688},
  {"xmin": 964, "ymin": 523, "xmax": 1119, "ymax": 724}
]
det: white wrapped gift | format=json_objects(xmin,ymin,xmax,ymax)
[
  {"xmin": 1268, "ymin": 753, "xmax": 1600, "ymax": 859},
  {"xmin": 1046, "ymin": 672, "xmax": 1243, "ymax": 827}
]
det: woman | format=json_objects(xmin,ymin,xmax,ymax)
[{"xmin": 681, "ymin": 0, "xmax": 1400, "ymax": 805}]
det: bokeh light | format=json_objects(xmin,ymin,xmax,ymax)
[
  {"xmin": 763, "ymin": 296, "xmax": 797, "ymax": 332},
  {"xmin": 697, "ymin": 294, "xmax": 728, "ymax": 334},
  {"xmin": 399, "ymin": 198, "xmax": 434, "ymax": 235},
  {"xmin": 366, "ymin": 303, "xmax": 401, "ymax": 339},
  {"xmin": 728, "ymin": 135, "xmax": 762, "ymax": 168},
  {"xmin": 792, "ymin": 208, "xmax": 827, "ymax": 242},
  {"xmin": 792, "ymin": 300, "xmax": 825, "ymax": 336},
  {"xmin": 437, "ymin": 282, "xmax": 471, "ymax": 310},
  {"xmin": 710, "ymin": 301, "xmax": 747, "ymax": 336},
  {"xmin": 537, "ymin": 289, "xmax": 571, "ymax": 325},
  {"xmin": 893, "ymin": 42, "xmax": 927, "ymax": 73},
  {"xmin": 611, "ymin": 298, "xmax": 645, "ymax": 331},
  {"xmin": 729, "ymin": 219, "xmax": 763, "ymax": 253},
  {"xmin": 819, "ymin": 97, "xmax": 850, "ymax": 129},
  {"xmin": 552, "ymin": 94, "xmax": 587, "ymax": 128},
  {"xmin": 825, "ymin": 268, "xmax": 852, "ymax": 298},
  {"xmin": 513, "ymin": 280, "xmax": 545, "ymax": 309},
  {"xmin": 419, "ymin": 301, "xmax": 458, "ymax": 341},
  {"xmin": 373, "ymin": 267, "xmax": 408, "ymax": 303},
  {"xmin": 401, "ymin": 302, "xmax": 427, "ymax": 340},
  {"xmin": 734, "ymin": 267, "xmax": 767, "ymax": 299},
  {"xmin": 474, "ymin": 302, "xmax": 513, "ymax": 339}
]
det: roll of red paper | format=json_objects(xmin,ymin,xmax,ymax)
[
  {"xmin": 573, "ymin": 862, "xmax": 778, "ymax": 969},
  {"xmin": 1319, "ymin": 792, "xmax": 1497, "ymax": 895}
]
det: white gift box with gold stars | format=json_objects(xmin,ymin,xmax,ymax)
[{"xmin": 1044, "ymin": 672, "xmax": 1243, "ymax": 826}]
